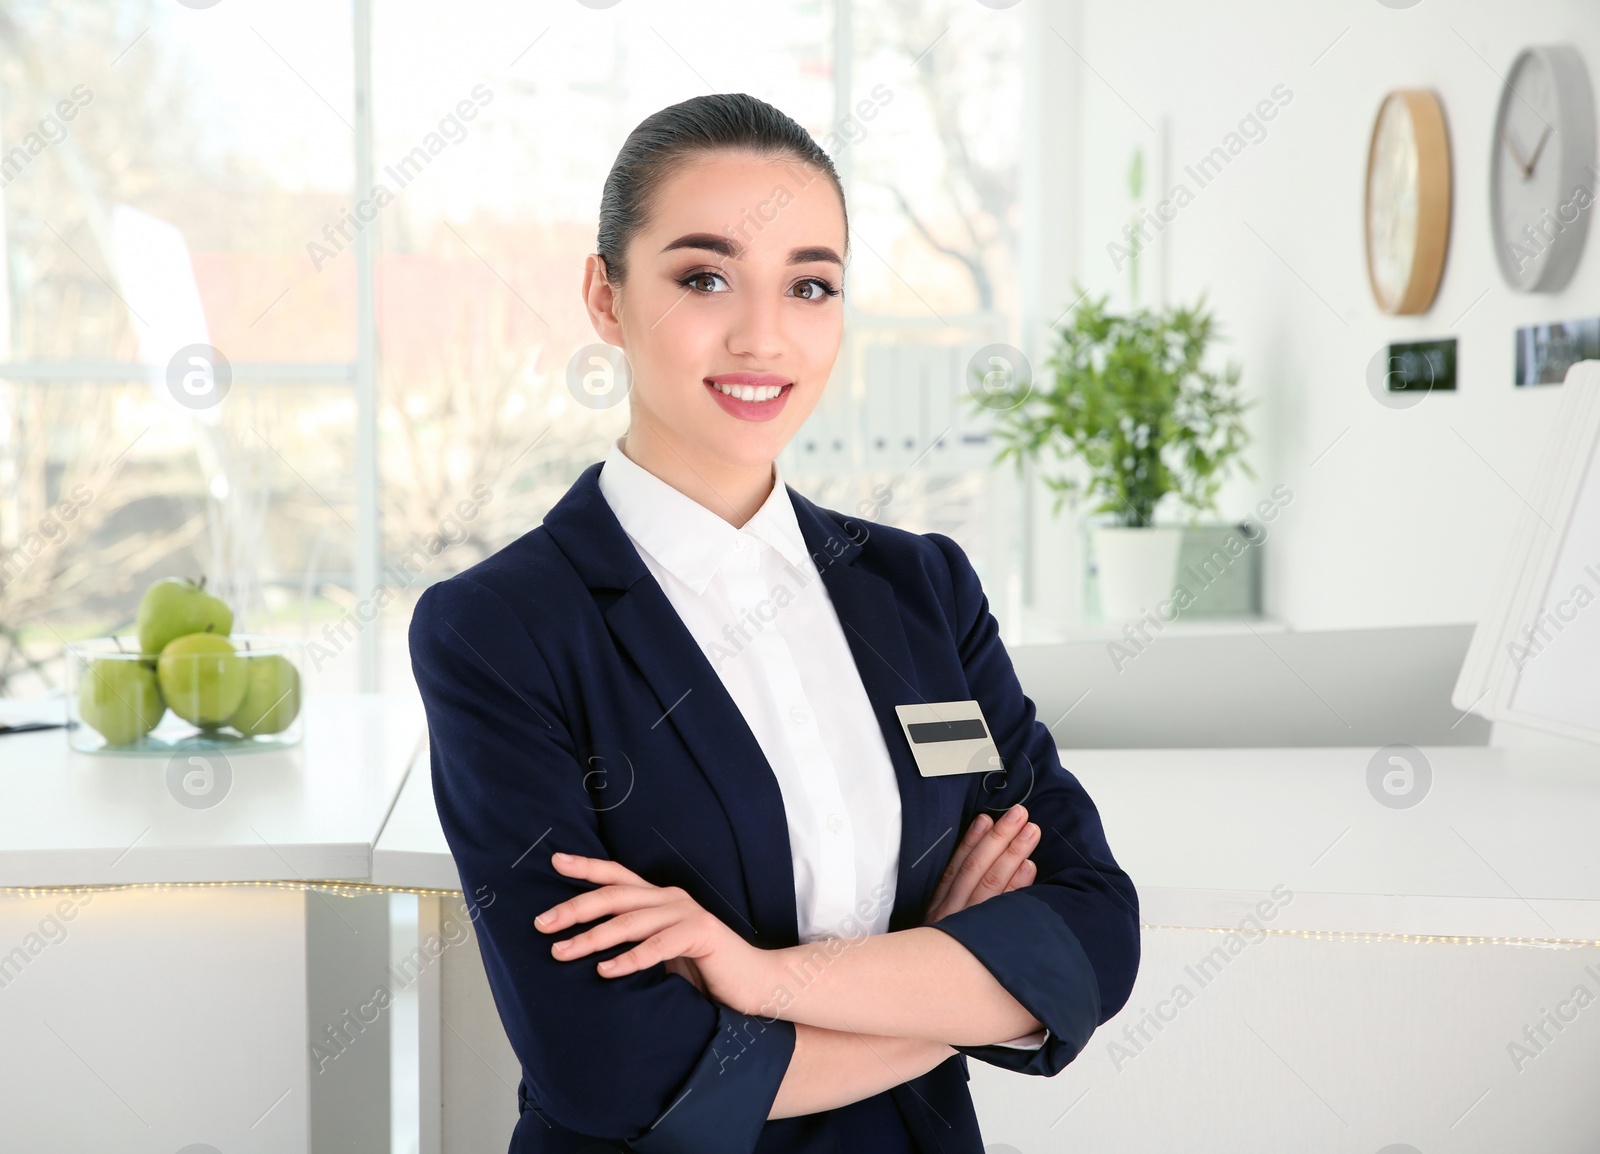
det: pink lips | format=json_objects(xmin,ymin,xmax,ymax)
[{"xmin": 704, "ymin": 373, "xmax": 794, "ymax": 423}]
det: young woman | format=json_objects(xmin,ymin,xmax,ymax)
[{"xmin": 409, "ymin": 92, "xmax": 1139, "ymax": 1154}]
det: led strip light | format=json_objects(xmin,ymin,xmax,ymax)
[{"xmin": 2, "ymin": 884, "xmax": 1595, "ymax": 949}]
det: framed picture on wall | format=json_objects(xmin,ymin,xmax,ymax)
[{"xmin": 1514, "ymin": 317, "xmax": 1600, "ymax": 385}]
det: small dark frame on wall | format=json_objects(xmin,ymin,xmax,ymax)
[
  {"xmin": 1383, "ymin": 337, "xmax": 1457, "ymax": 395},
  {"xmin": 1515, "ymin": 317, "xmax": 1600, "ymax": 386}
]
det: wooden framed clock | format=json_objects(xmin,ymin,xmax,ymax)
[
  {"xmin": 1490, "ymin": 45, "xmax": 1597, "ymax": 293},
  {"xmin": 1365, "ymin": 89, "xmax": 1453, "ymax": 315}
]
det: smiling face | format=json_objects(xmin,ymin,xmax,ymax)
[{"xmin": 582, "ymin": 149, "xmax": 847, "ymax": 491}]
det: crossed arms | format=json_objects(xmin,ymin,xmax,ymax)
[{"xmin": 534, "ymin": 804, "xmax": 1046, "ymax": 1119}]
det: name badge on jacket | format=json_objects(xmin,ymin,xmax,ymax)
[{"xmin": 894, "ymin": 701, "xmax": 1000, "ymax": 778}]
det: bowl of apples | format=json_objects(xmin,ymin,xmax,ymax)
[{"xmin": 66, "ymin": 576, "xmax": 305, "ymax": 755}]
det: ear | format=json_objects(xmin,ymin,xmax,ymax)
[{"xmin": 582, "ymin": 253, "xmax": 625, "ymax": 346}]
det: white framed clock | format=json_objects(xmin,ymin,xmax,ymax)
[
  {"xmin": 1491, "ymin": 45, "xmax": 1597, "ymax": 293},
  {"xmin": 1365, "ymin": 89, "xmax": 1453, "ymax": 315}
]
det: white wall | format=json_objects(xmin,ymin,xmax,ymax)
[{"xmin": 1057, "ymin": 0, "xmax": 1600, "ymax": 629}]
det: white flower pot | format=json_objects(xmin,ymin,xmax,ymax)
[{"xmin": 1091, "ymin": 524, "xmax": 1185, "ymax": 621}]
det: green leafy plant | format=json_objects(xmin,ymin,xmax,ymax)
[{"xmin": 977, "ymin": 289, "xmax": 1254, "ymax": 527}]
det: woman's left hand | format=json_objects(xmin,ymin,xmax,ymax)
[{"xmin": 535, "ymin": 852, "xmax": 775, "ymax": 1017}]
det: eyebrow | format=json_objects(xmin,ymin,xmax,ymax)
[{"xmin": 659, "ymin": 232, "xmax": 843, "ymax": 266}]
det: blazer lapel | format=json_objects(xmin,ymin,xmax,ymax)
[
  {"xmin": 788, "ymin": 493, "xmax": 948, "ymax": 934},
  {"xmin": 542, "ymin": 465, "xmax": 801, "ymax": 949},
  {"xmin": 604, "ymin": 585, "xmax": 803, "ymax": 948}
]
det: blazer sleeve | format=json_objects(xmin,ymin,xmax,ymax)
[
  {"xmin": 409, "ymin": 575, "xmax": 795, "ymax": 1151},
  {"xmin": 921, "ymin": 532, "xmax": 1141, "ymax": 1077}
]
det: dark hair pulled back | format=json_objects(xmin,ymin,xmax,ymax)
[{"xmin": 596, "ymin": 92, "xmax": 847, "ymax": 286}]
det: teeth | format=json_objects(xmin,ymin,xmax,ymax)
[{"xmin": 711, "ymin": 381, "xmax": 785, "ymax": 402}]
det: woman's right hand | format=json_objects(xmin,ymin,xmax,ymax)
[
  {"xmin": 923, "ymin": 804, "xmax": 1039, "ymax": 925},
  {"xmin": 665, "ymin": 805, "xmax": 1038, "ymax": 989}
]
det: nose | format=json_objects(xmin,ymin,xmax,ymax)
[{"xmin": 725, "ymin": 286, "xmax": 786, "ymax": 362}]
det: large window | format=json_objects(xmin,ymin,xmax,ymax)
[
  {"xmin": 788, "ymin": 0, "xmax": 1026, "ymax": 630},
  {"xmin": 0, "ymin": 0, "xmax": 1028, "ymax": 696},
  {"xmin": 0, "ymin": 0, "xmax": 362, "ymax": 693}
]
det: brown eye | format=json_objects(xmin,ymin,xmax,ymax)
[
  {"xmin": 679, "ymin": 271, "xmax": 728, "ymax": 294},
  {"xmin": 792, "ymin": 277, "xmax": 838, "ymax": 300}
]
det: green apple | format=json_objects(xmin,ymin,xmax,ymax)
[
  {"xmin": 137, "ymin": 577, "xmax": 233, "ymax": 656},
  {"xmin": 157, "ymin": 633, "xmax": 248, "ymax": 726},
  {"xmin": 228, "ymin": 654, "xmax": 301, "ymax": 736},
  {"xmin": 78, "ymin": 657, "xmax": 165, "ymax": 745}
]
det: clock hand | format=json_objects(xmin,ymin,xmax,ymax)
[
  {"xmin": 1500, "ymin": 124, "xmax": 1529, "ymax": 174},
  {"xmin": 1525, "ymin": 124, "xmax": 1554, "ymax": 178}
]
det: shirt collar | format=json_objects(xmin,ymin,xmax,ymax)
[{"xmin": 597, "ymin": 439, "xmax": 811, "ymax": 595}]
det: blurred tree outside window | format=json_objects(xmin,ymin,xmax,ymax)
[{"xmin": 0, "ymin": 0, "xmax": 1025, "ymax": 697}]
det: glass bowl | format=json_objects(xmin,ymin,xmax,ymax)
[{"xmin": 66, "ymin": 633, "xmax": 306, "ymax": 755}]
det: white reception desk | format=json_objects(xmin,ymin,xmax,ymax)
[{"xmin": 3, "ymin": 693, "xmax": 1599, "ymax": 1152}]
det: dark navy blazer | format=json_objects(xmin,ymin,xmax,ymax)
[{"xmin": 408, "ymin": 463, "xmax": 1140, "ymax": 1154}]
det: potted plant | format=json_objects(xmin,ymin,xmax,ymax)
[{"xmin": 977, "ymin": 289, "xmax": 1254, "ymax": 620}]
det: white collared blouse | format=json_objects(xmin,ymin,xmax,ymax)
[
  {"xmin": 599, "ymin": 440, "xmax": 902, "ymax": 943},
  {"xmin": 597, "ymin": 441, "xmax": 1046, "ymax": 1051}
]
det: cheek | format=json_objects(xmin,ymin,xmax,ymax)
[{"xmin": 623, "ymin": 296, "xmax": 719, "ymax": 401}]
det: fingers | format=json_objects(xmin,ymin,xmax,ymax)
[
  {"xmin": 550, "ymin": 904, "xmax": 682, "ymax": 962},
  {"xmin": 925, "ymin": 805, "xmax": 1039, "ymax": 923},
  {"xmin": 536, "ymin": 856, "xmax": 677, "ymax": 932},
  {"xmin": 537, "ymin": 885, "xmax": 674, "ymax": 933},
  {"xmin": 560, "ymin": 913, "xmax": 702, "ymax": 980},
  {"xmin": 537, "ymin": 858, "xmax": 713, "ymax": 980},
  {"xmin": 550, "ymin": 852, "xmax": 646, "ymax": 887},
  {"xmin": 928, "ymin": 812, "xmax": 995, "ymax": 912},
  {"xmin": 943, "ymin": 804, "xmax": 1037, "ymax": 912},
  {"xmin": 1004, "ymin": 858, "xmax": 1037, "ymax": 891},
  {"xmin": 594, "ymin": 928, "xmax": 692, "ymax": 978},
  {"xmin": 977, "ymin": 816, "xmax": 1039, "ymax": 897}
]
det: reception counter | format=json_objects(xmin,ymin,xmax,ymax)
[
  {"xmin": 4, "ymin": 693, "xmax": 1599, "ymax": 1152},
  {"xmin": 0, "ymin": 694, "xmax": 427, "ymax": 1154}
]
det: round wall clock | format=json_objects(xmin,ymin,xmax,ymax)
[
  {"xmin": 1365, "ymin": 89, "xmax": 1453, "ymax": 315},
  {"xmin": 1490, "ymin": 45, "xmax": 1597, "ymax": 293}
]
